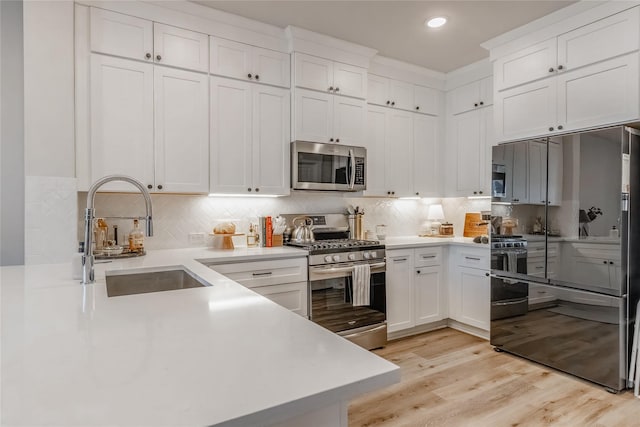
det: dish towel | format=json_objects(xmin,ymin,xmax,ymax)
[
  {"xmin": 352, "ymin": 263, "xmax": 371, "ymax": 306},
  {"xmin": 506, "ymin": 252, "xmax": 518, "ymax": 273}
]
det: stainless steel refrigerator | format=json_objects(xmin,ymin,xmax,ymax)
[{"xmin": 490, "ymin": 126, "xmax": 640, "ymax": 392}]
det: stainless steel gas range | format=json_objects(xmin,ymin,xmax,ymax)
[{"xmin": 282, "ymin": 214, "xmax": 387, "ymax": 350}]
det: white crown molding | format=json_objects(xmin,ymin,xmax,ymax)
[
  {"xmin": 445, "ymin": 58, "xmax": 492, "ymax": 91},
  {"xmin": 79, "ymin": 0, "xmax": 289, "ymax": 52},
  {"xmin": 285, "ymin": 25, "xmax": 378, "ymax": 68},
  {"xmin": 482, "ymin": 0, "xmax": 640, "ymax": 60},
  {"xmin": 369, "ymin": 56, "xmax": 446, "ymax": 90}
]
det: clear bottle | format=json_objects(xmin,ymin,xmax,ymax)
[
  {"xmin": 128, "ymin": 219, "xmax": 145, "ymax": 253},
  {"xmin": 247, "ymin": 223, "xmax": 259, "ymax": 247}
]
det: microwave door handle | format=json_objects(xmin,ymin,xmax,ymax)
[{"xmin": 348, "ymin": 149, "xmax": 356, "ymax": 190}]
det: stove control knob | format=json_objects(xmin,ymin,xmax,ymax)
[
  {"xmin": 332, "ymin": 255, "xmax": 341, "ymax": 262},
  {"xmin": 370, "ymin": 251, "xmax": 378, "ymax": 258},
  {"xmin": 348, "ymin": 253, "xmax": 356, "ymax": 260},
  {"xmin": 363, "ymin": 252, "xmax": 371, "ymax": 259},
  {"xmin": 324, "ymin": 255, "xmax": 332, "ymax": 262}
]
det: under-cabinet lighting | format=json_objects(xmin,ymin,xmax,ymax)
[
  {"xmin": 208, "ymin": 193, "xmax": 282, "ymax": 198},
  {"xmin": 399, "ymin": 196, "xmax": 421, "ymax": 200},
  {"xmin": 425, "ymin": 16, "xmax": 447, "ymax": 28},
  {"xmin": 467, "ymin": 196, "xmax": 491, "ymax": 200}
]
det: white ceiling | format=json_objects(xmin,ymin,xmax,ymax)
[{"xmin": 193, "ymin": 1, "xmax": 577, "ymax": 73}]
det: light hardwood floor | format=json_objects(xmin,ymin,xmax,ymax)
[{"xmin": 349, "ymin": 328, "xmax": 640, "ymax": 426}]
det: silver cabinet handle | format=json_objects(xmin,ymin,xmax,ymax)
[
  {"xmin": 465, "ymin": 256, "xmax": 481, "ymax": 261},
  {"xmin": 420, "ymin": 255, "xmax": 437, "ymax": 259},
  {"xmin": 252, "ymin": 271, "xmax": 273, "ymax": 277},
  {"xmin": 393, "ymin": 258, "xmax": 408, "ymax": 262}
]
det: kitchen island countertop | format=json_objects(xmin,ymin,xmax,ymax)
[{"xmin": 0, "ymin": 247, "xmax": 399, "ymax": 426}]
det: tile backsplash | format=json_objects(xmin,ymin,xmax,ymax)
[{"xmin": 76, "ymin": 192, "xmax": 491, "ymax": 250}]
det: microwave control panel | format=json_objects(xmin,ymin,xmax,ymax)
[{"xmin": 354, "ymin": 158, "xmax": 365, "ymax": 185}]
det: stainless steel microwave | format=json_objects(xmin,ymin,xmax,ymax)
[{"xmin": 291, "ymin": 141, "xmax": 366, "ymax": 192}]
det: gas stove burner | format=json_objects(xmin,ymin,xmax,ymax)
[{"xmin": 288, "ymin": 238, "xmax": 381, "ymax": 251}]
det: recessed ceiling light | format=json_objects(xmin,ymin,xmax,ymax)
[{"xmin": 425, "ymin": 17, "xmax": 447, "ymax": 28}]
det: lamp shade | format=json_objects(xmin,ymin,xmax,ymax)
[{"xmin": 427, "ymin": 204, "xmax": 445, "ymax": 221}]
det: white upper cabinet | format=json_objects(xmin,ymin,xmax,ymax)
[
  {"xmin": 90, "ymin": 9, "xmax": 209, "ymax": 72},
  {"xmin": 367, "ymin": 74, "xmax": 441, "ymax": 115},
  {"xmin": 210, "ymin": 36, "xmax": 290, "ymax": 88},
  {"xmin": 293, "ymin": 88, "xmax": 365, "ymax": 145},
  {"xmin": 210, "ymin": 77, "xmax": 290, "ymax": 196},
  {"xmin": 153, "ymin": 23, "xmax": 208, "ymax": 73},
  {"xmin": 450, "ymin": 76, "xmax": 493, "ymax": 115},
  {"xmin": 385, "ymin": 110, "xmax": 414, "ymax": 198},
  {"xmin": 364, "ymin": 106, "xmax": 388, "ymax": 196},
  {"xmin": 496, "ymin": 7, "xmax": 640, "ymax": 92},
  {"xmin": 154, "ymin": 66, "xmax": 209, "ymax": 193},
  {"xmin": 90, "ymin": 55, "xmax": 154, "ymax": 192},
  {"xmin": 294, "ymin": 53, "xmax": 367, "ymax": 99},
  {"xmin": 413, "ymin": 115, "xmax": 440, "ymax": 198},
  {"xmin": 90, "ymin": 8, "xmax": 153, "ymax": 62}
]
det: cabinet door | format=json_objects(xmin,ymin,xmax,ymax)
[
  {"xmin": 413, "ymin": 115, "xmax": 440, "ymax": 198},
  {"xmin": 210, "ymin": 77, "xmax": 252, "ymax": 194},
  {"xmin": 293, "ymin": 88, "xmax": 333, "ymax": 143},
  {"xmin": 414, "ymin": 85, "xmax": 439, "ymax": 116},
  {"xmin": 480, "ymin": 106, "xmax": 494, "ymax": 194},
  {"xmin": 367, "ymin": 74, "xmax": 390, "ymax": 107},
  {"xmin": 494, "ymin": 38, "xmax": 557, "ymax": 91},
  {"xmin": 90, "ymin": 8, "xmax": 153, "ymax": 62},
  {"xmin": 450, "ymin": 80, "xmax": 480, "ymax": 115},
  {"xmin": 294, "ymin": 53, "xmax": 333, "ymax": 93},
  {"xmin": 153, "ymin": 23, "xmax": 208, "ymax": 72},
  {"xmin": 389, "ymin": 80, "xmax": 414, "ymax": 111},
  {"xmin": 253, "ymin": 47, "xmax": 290, "ymax": 88},
  {"xmin": 333, "ymin": 62, "xmax": 367, "ymax": 99},
  {"xmin": 252, "ymin": 85, "xmax": 290, "ymax": 195},
  {"xmin": 364, "ymin": 106, "xmax": 388, "ymax": 196},
  {"xmin": 511, "ymin": 143, "xmax": 529, "ymax": 203},
  {"xmin": 479, "ymin": 76, "xmax": 494, "ymax": 107},
  {"xmin": 386, "ymin": 250, "xmax": 414, "ymax": 333},
  {"xmin": 415, "ymin": 266, "xmax": 444, "ymax": 325},
  {"xmin": 154, "ymin": 67, "xmax": 209, "ymax": 193},
  {"xmin": 557, "ymin": 53, "xmax": 639, "ymax": 133},
  {"xmin": 495, "ymin": 78, "xmax": 557, "ymax": 143},
  {"xmin": 332, "ymin": 96, "xmax": 366, "ymax": 145},
  {"xmin": 571, "ymin": 256, "xmax": 612, "ymax": 288},
  {"xmin": 458, "ymin": 266, "xmax": 490, "ymax": 331},
  {"xmin": 385, "ymin": 110, "xmax": 414, "ymax": 197},
  {"xmin": 547, "ymin": 141, "xmax": 563, "ymax": 206},
  {"xmin": 252, "ymin": 282, "xmax": 308, "ymax": 317},
  {"xmin": 90, "ymin": 55, "xmax": 154, "ymax": 192},
  {"xmin": 209, "ymin": 36, "xmax": 252, "ymax": 80},
  {"xmin": 451, "ymin": 110, "xmax": 482, "ymax": 196},
  {"xmin": 557, "ymin": 7, "xmax": 640, "ymax": 73}
]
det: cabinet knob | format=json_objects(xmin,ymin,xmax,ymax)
[
  {"xmin": 248, "ymin": 188, "xmax": 252, "ymax": 192},
  {"xmin": 485, "ymin": 272, "xmax": 490, "ymax": 277},
  {"xmin": 541, "ymin": 200, "xmax": 546, "ymax": 203},
  {"xmin": 147, "ymin": 184, "xmax": 153, "ymax": 189},
  {"xmin": 549, "ymin": 126, "xmax": 555, "ymax": 132},
  {"xmin": 255, "ymin": 188, "xmax": 260, "ymax": 192},
  {"xmin": 334, "ymin": 87, "xmax": 339, "ymax": 92},
  {"xmin": 145, "ymin": 53, "xmax": 151, "ymax": 59},
  {"xmin": 386, "ymin": 100, "xmax": 391, "ymax": 105},
  {"xmin": 387, "ymin": 191, "xmax": 391, "ymax": 195},
  {"xmin": 329, "ymin": 138, "xmax": 334, "ymax": 142},
  {"xmin": 416, "ymin": 106, "xmax": 420, "ymax": 110},
  {"xmin": 479, "ymin": 191, "xmax": 483, "ymax": 194},
  {"xmin": 391, "ymin": 191, "xmax": 395, "ymax": 195},
  {"xmin": 416, "ymin": 192, "xmax": 419, "ymax": 196},
  {"xmin": 473, "ymin": 191, "xmax": 478, "ymax": 195},
  {"xmin": 255, "ymin": 75, "xmax": 260, "ymax": 80},
  {"xmin": 329, "ymin": 86, "xmax": 334, "ymax": 92},
  {"xmin": 603, "ymin": 260, "xmax": 608, "ymax": 264},
  {"xmin": 558, "ymin": 125, "xmax": 564, "ymax": 130},
  {"xmin": 549, "ymin": 67, "xmax": 555, "ymax": 73},
  {"xmin": 474, "ymin": 103, "xmax": 478, "ymax": 107},
  {"xmin": 156, "ymin": 54, "xmax": 162, "ymax": 61},
  {"xmin": 513, "ymin": 198, "xmax": 519, "ymax": 202},
  {"xmin": 157, "ymin": 184, "xmax": 163, "ymax": 190},
  {"xmin": 558, "ymin": 65, "xmax": 564, "ymax": 70},
  {"xmin": 610, "ymin": 261, "xmax": 614, "ymax": 265},
  {"xmin": 247, "ymin": 73, "xmax": 252, "ymax": 79},
  {"xmin": 336, "ymin": 138, "xmax": 340, "ymax": 143},
  {"xmin": 416, "ymin": 270, "xmax": 421, "ymax": 274},
  {"xmin": 479, "ymin": 101, "xmax": 484, "ymax": 106}
]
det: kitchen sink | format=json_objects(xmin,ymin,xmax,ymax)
[{"xmin": 105, "ymin": 267, "xmax": 209, "ymax": 297}]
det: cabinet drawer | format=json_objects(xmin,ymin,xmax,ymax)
[
  {"xmin": 456, "ymin": 248, "xmax": 489, "ymax": 269},
  {"xmin": 415, "ymin": 247, "xmax": 443, "ymax": 267},
  {"xmin": 527, "ymin": 259, "xmax": 545, "ymax": 277},
  {"xmin": 252, "ymin": 281, "xmax": 308, "ymax": 317},
  {"xmin": 211, "ymin": 257, "xmax": 307, "ymax": 288}
]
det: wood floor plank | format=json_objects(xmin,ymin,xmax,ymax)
[{"xmin": 349, "ymin": 328, "xmax": 640, "ymax": 427}]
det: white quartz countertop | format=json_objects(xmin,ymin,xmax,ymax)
[
  {"xmin": 383, "ymin": 235, "xmax": 489, "ymax": 250},
  {"xmin": 1, "ymin": 247, "xmax": 399, "ymax": 426}
]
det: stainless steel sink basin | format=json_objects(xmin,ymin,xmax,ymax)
[{"xmin": 105, "ymin": 267, "xmax": 209, "ymax": 297}]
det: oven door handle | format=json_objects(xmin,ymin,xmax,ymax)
[{"xmin": 312, "ymin": 262, "xmax": 386, "ymax": 274}]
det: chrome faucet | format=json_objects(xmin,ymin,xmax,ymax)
[{"xmin": 82, "ymin": 175, "xmax": 153, "ymax": 284}]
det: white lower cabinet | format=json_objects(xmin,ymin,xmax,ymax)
[
  {"xmin": 210, "ymin": 257, "xmax": 308, "ymax": 317},
  {"xmin": 386, "ymin": 247, "xmax": 445, "ymax": 333},
  {"xmin": 448, "ymin": 246, "xmax": 490, "ymax": 331}
]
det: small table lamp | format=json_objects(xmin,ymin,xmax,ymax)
[{"xmin": 427, "ymin": 204, "xmax": 445, "ymax": 236}]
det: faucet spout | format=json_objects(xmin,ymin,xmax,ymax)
[{"xmin": 82, "ymin": 175, "xmax": 154, "ymax": 284}]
